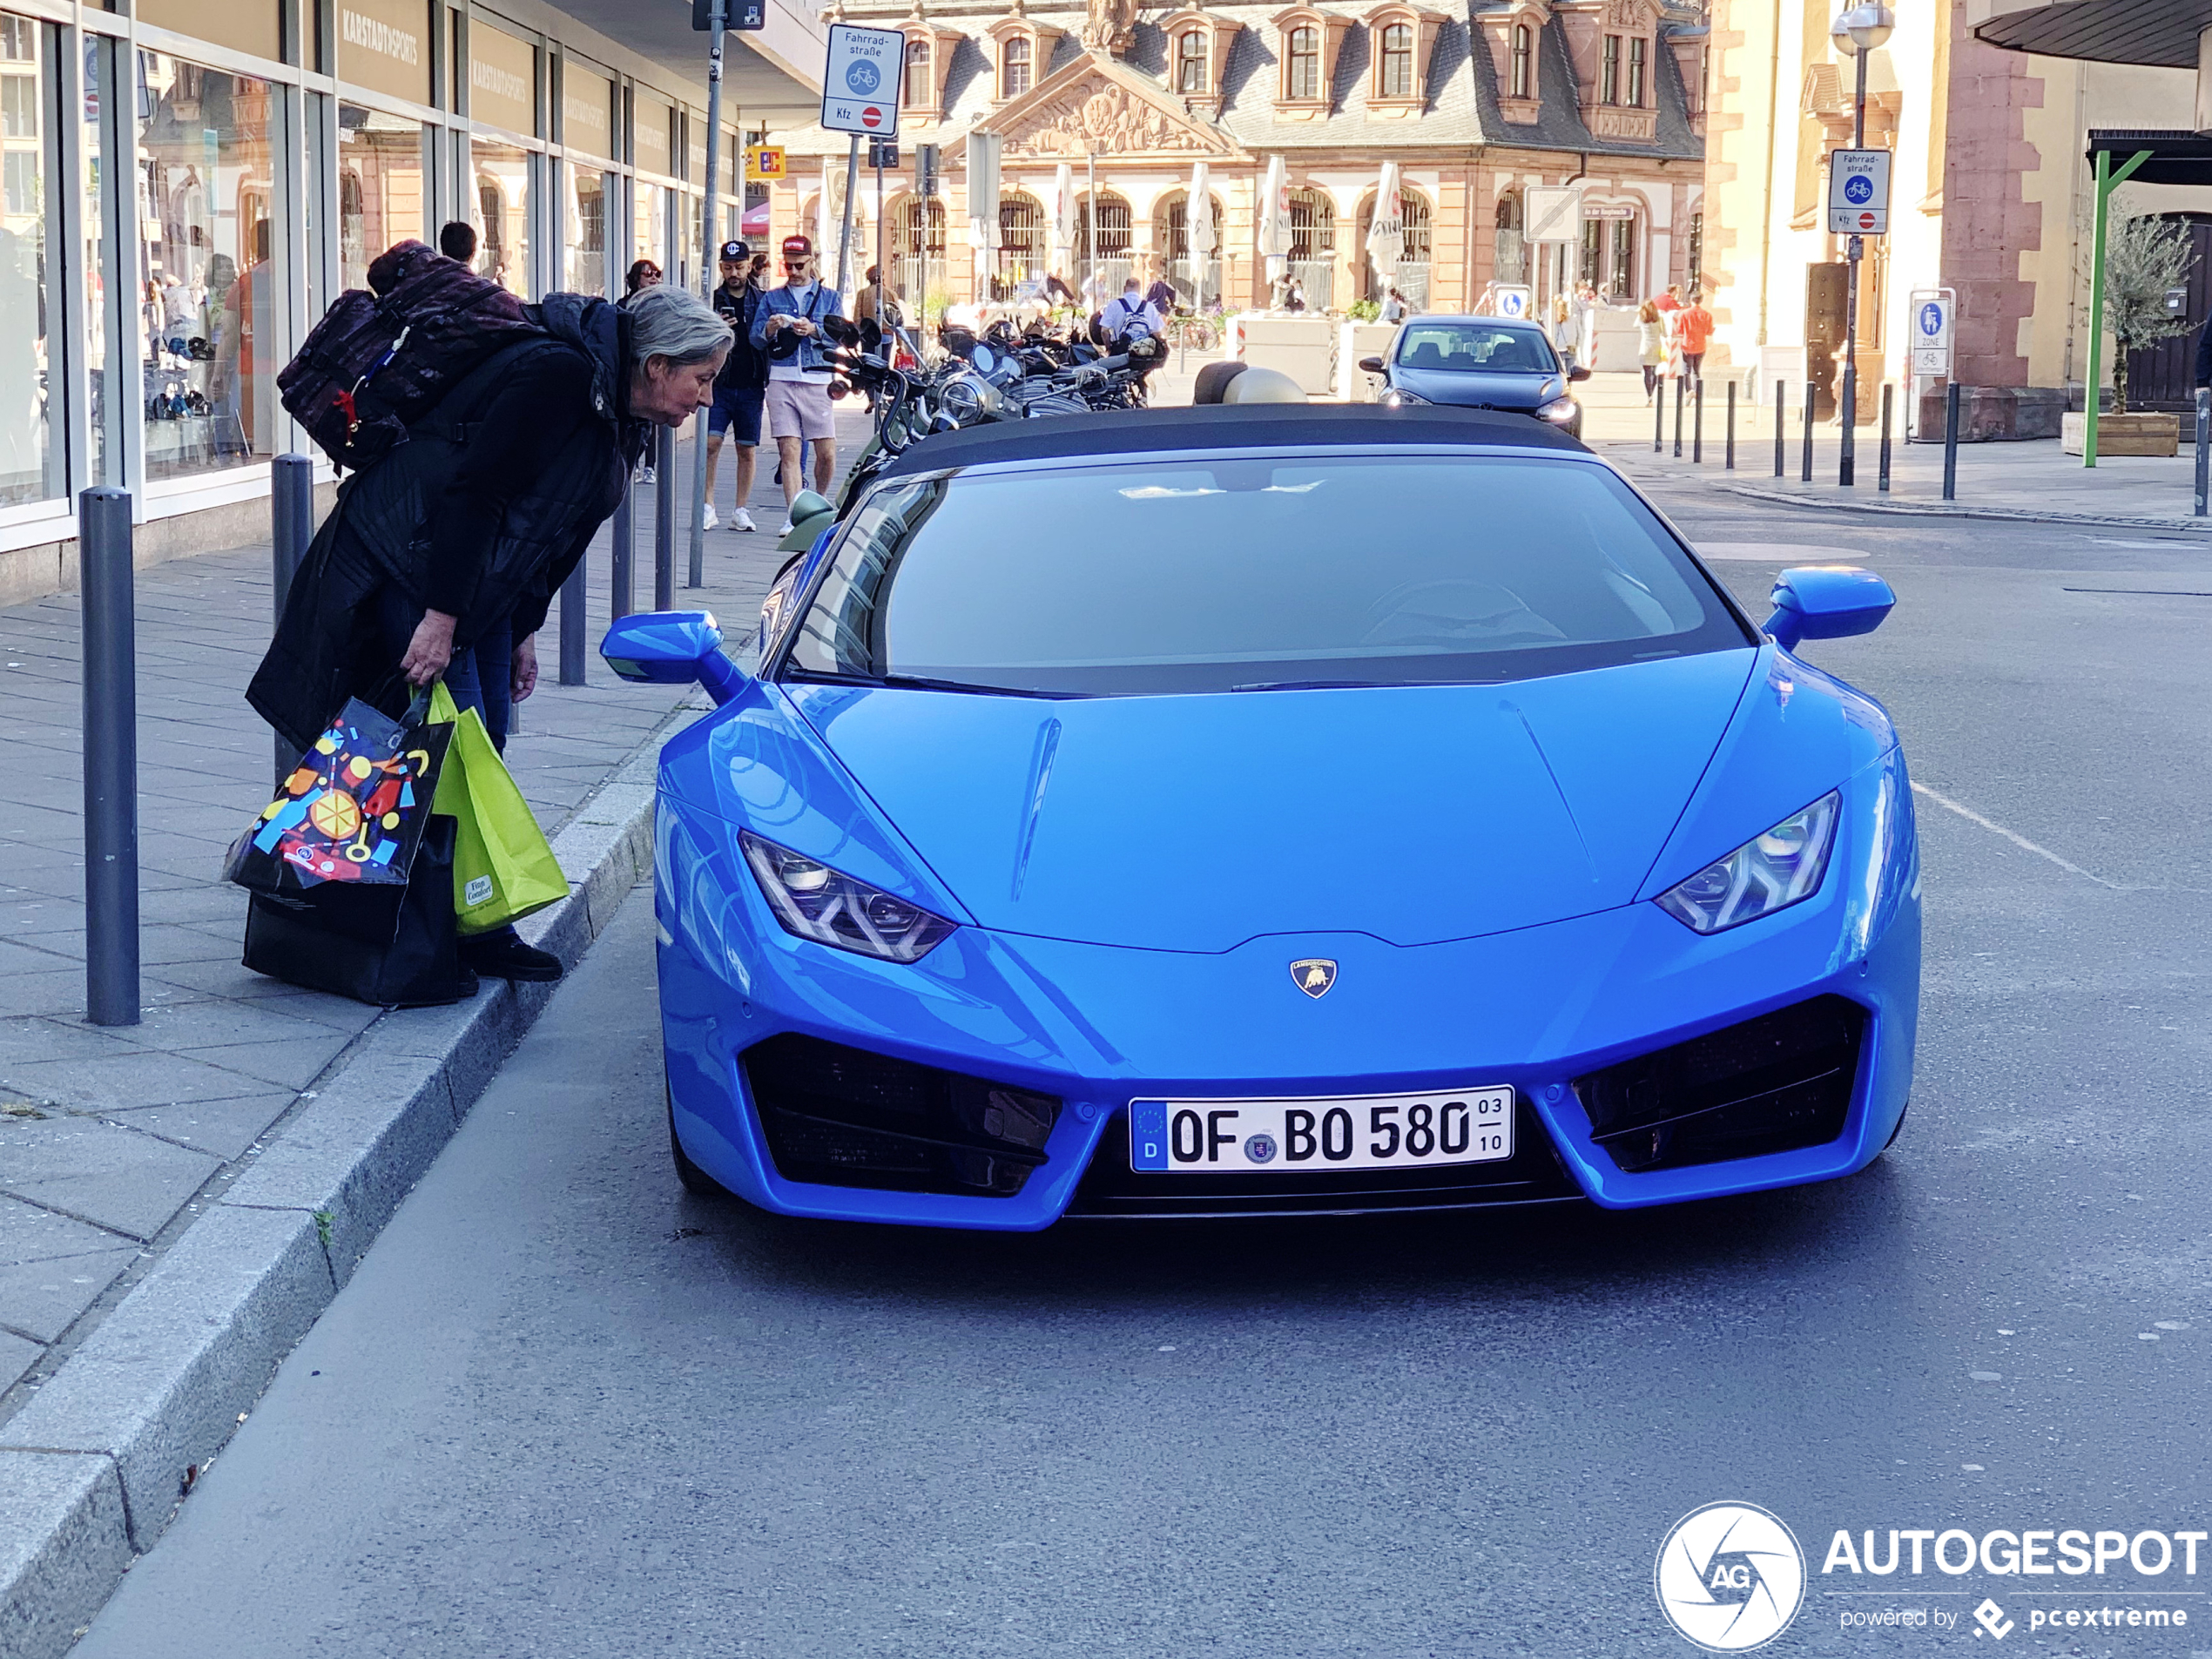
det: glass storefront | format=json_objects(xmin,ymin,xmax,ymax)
[
  {"xmin": 565, "ymin": 165, "xmax": 604, "ymax": 293},
  {"xmin": 137, "ymin": 51, "xmax": 277, "ymax": 482},
  {"xmin": 471, "ymin": 138, "xmax": 529, "ymax": 293},
  {"xmin": 0, "ymin": 14, "xmax": 52, "ymax": 505},
  {"xmin": 83, "ymin": 36, "xmax": 115, "ymax": 484},
  {"xmin": 338, "ymin": 103, "xmax": 424, "ymax": 290},
  {"xmin": 633, "ymin": 179, "xmax": 667, "ymax": 285}
]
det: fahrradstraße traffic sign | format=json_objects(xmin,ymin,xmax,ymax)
[
  {"xmin": 821, "ymin": 24, "xmax": 903, "ymax": 138},
  {"xmin": 1825, "ymin": 149, "xmax": 1891, "ymax": 235}
]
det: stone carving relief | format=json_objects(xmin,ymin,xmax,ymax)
[
  {"xmin": 1602, "ymin": 0, "xmax": 1644, "ymax": 25},
  {"xmin": 1006, "ymin": 79, "xmax": 1224, "ymax": 154},
  {"xmin": 1081, "ymin": 0, "xmax": 1136, "ymax": 52}
]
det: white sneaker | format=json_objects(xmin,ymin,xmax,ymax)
[
  {"xmin": 701, "ymin": 503, "xmax": 718, "ymax": 530},
  {"xmin": 777, "ymin": 518, "xmax": 794, "ymax": 536},
  {"xmin": 732, "ymin": 508, "xmax": 756, "ymax": 533}
]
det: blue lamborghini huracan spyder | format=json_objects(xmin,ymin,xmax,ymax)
[{"xmin": 603, "ymin": 404, "xmax": 1919, "ymax": 1229}]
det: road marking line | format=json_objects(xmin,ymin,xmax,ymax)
[{"xmin": 1909, "ymin": 780, "xmax": 2125, "ymax": 889}]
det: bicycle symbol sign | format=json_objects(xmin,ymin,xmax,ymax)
[
  {"xmin": 846, "ymin": 58, "xmax": 880, "ymax": 92},
  {"xmin": 1844, "ymin": 175, "xmax": 1873, "ymax": 205}
]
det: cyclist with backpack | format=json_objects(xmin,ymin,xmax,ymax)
[{"xmin": 251, "ymin": 269, "xmax": 727, "ymax": 982}]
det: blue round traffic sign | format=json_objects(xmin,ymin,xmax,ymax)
[
  {"xmin": 846, "ymin": 58, "xmax": 880, "ymax": 93},
  {"xmin": 1844, "ymin": 174, "xmax": 1872, "ymax": 205},
  {"xmin": 1919, "ymin": 302, "xmax": 1942, "ymax": 336}
]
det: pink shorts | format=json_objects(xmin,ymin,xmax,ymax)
[{"xmin": 765, "ymin": 378, "xmax": 835, "ymax": 442}]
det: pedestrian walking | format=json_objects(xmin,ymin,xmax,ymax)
[
  {"xmin": 752, "ymin": 233, "xmax": 844, "ymax": 536},
  {"xmin": 853, "ymin": 264, "xmax": 903, "ymax": 329},
  {"xmin": 702, "ymin": 239, "xmax": 769, "ymax": 534},
  {"xmin": 1143, "ymin": 259, "xmax": 1178, "ymax": 316},
  {"xmin": 248, "ymin": 283, "xmax": 727, "ymax": 981},
  {"xmin": 1637, "ymin": 299, "xmax": 1665, "ymax": 401},
  {"xmin": 1098, "ymin": 276, "xmax": 1163, "ymax": 342},
  {"xmin": 1677, "ymin": 287, "xmax": 1714, "ymax": 383},
  {"xmin": 1549, "ymin": 293, "xmax": 1580, "ymax": 372},
  {"xmin": 1379, "ymin": 284, "xmax": 1407, "ymax": 324}
]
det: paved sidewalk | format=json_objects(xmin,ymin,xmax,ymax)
[{"xmin": 0, "ymin": 422, "xmax": 833, "ymax": 1420}]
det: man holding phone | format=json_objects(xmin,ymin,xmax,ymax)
[
  {"xmin": 702, "ymin": 239, "xmax": 770, "ymax": 531},
  {"xmin": 751, "ymin": 234, "xmax": 843, "ymax": 535}
]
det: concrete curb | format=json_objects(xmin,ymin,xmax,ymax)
[{"xmin": 0, "ymin": 725, "xmax": 678, "ymax": 1659}]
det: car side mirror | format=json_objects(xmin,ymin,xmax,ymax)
[
  {"xmin": 1569, "ymin": 364, "xmax": 1593, "ymax": 382},
  {"xmin": 1764, "ymin": 566, "xmax": 1895, "ymax": 651},
  {"xmin": 1357, "ymin": 354, "xmax": 1386, "ymax": 374},
  {"xmin": 600, "ymin": 610, "xmax": 748, "ymax": 705}
]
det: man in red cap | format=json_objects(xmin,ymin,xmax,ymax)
[{"xmin": 750, "ymin": 233, "xmax": 844, "ymax": 534}]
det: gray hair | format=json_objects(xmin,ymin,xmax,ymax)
[{"xmin": 623, "ymin": 282, "xmax": 731, "ymax": 369}]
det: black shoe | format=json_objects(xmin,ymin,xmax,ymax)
[{"xmin": 457, "ymin": 933, "xmax": 563, "ymax": 982}]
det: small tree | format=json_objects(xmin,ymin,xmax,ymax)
[{"xmin": 2101, "ymin": 212, "xmax": 2196, "ymax": 415}]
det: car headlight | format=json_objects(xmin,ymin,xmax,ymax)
[
  {"xmin": 1534, "ymin": 395, "xmax": 1579, "ymax": 424},
  {"xmin": 1382, "ymin": 387, "xmax": 1427, "ymax": 408},
  {"xmin": 1655, "ymin": 792, "xmax": 1841, "ymax": 934},
  {"xmin": 738, "ymin": 830, "xmax": 956, "ymax": 962}
]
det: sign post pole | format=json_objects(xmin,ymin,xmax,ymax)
[{"xmin": 689, "ymin": 0, "xmax": 726, "ymax": 588}]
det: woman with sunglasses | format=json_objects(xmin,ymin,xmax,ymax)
[{"xmin": 751, "ymin": 234, "xmax": 844, "ymax": 535}]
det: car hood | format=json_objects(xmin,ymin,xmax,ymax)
[
  {"xmin": 783, "ymin": 651, "xmax": 1757, "ymax": 952},
  {"xmin": 1393, "ymin": 366, "xmax": 1567, "ymax": 410}
]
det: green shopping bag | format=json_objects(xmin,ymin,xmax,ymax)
[{"xmin": 427, "ymin": 681, "xmax": 569, "ymax": 936}]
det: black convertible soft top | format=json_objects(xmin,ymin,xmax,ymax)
[{"xmin": 872, "ymin": 401, "xmax": 1589, "ymax": 479}]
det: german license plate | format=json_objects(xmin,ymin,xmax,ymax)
[{"xmin": 1128, "ymin": 1088, "xmax": 1514, "ymax": 1175}]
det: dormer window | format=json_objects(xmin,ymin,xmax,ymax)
[
  {"xmin": 1378, "ymin": 22, "xmax": 1413, "ymax": 97},
  {"xmin": 1002, "ymin": 35, "xmax": 1032, "ymax": 95},
  {"xmin": 1286, "ymin": 24, "xmax": 1320, "ymax": 97},
  {"xmin": 1176, "ymin": 28, "xmax": 1208, "ymax": 91},
  {"xmin": 1601, "ymin": 34, "xmax": 1619, "ymax": 103},
  {"xmin": 1627, "ymin": 34, "xmax": 1645, "ymax": 105},
  {"xmin": 1510, "ymin": 23, "xmax": 1530, "ymax": 97},
  {"xmin": 903, "ymin": 37, "xmax": 931, "ymax": 106}
]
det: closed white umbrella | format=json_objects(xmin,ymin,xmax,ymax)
[
  {"xmin": 1258, "ymin": 154, "xmax": 1290, "ymax": 287},
  {"xmin": 1051, "ymin": 161, "xmax": 1076, "ymax": 273},
  {"xmin": 1185, "ymin": 160, "xmax": 1215, "ymax": 307},
  {"xmin": 1366, "ymin": 160, "xmax": 1406, "ymax": 291}
]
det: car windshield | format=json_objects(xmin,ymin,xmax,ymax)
[
  {"xmin": 779, "ymin": 451, "xmax": 1750, "ymax": 698},
  {"xmin": 1395, "ymin": 323, "xmax": 1559, "ymax": 375}
]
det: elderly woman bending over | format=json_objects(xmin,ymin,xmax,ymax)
[{"xmin": 249, "ymin": 282, "xmax": 729, "ymax": 981}]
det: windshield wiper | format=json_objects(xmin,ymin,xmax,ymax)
[
  {"xmin": 1230, "ymin": 678, "xmax": 1468, "ymax": 692},
  {"xmin": 786, "ymin": 670, "xmax": 1087, "ymax": 700}
]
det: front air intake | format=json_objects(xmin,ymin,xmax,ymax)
[
  {"xmin": 1573, "ymin": 995, "xmax": 1865, "ymax": 1174},
  {"xmin": 743, "ymin": 1034, "xmax": 1062, "ymax": 1197}
]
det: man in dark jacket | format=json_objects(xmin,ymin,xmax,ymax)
[
  {"xmin": 701, "ymin": 239, "xmax": 770, "ymax": 532},
  {"xmin": 249, "ymin": 284, "xmax": 728, "ymax": 980}
]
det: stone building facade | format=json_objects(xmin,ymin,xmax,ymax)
[{"xmin": 764, "ymin": 0, "xmax": 1709, "ymax": 317}]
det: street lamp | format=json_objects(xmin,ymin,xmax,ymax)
[{"xmin": 1829, "ymin": 2, "xmax": 1892, "ymax": 486}]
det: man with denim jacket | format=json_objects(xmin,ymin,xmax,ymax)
[{"xmin": 751, "ymin": 234, "xmax": 844, "ymax": 533}]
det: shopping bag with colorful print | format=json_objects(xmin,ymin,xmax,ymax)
[
  {"xmin": 426, "ymin": 680, "xmax": 568, "ymax": 936},
  {"xmin": 226, "ymin": 694, "xmax": 449, "ymax": 894}
]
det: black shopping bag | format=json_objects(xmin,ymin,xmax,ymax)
[
  {"xmin": 226, "ymin": 696, "xmax": 449, "ymax": 895},
  {"xmin": 242, "ymin": 815, "xmax": 472, "ymax": 1008}
]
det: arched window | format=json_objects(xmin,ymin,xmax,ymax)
[
  {"xmin": 1075, "ymin": 190, "xmax": 1132, "ymax": 283},
  {"xmin": 1284, "ymin": 185, "xmax": 1336, "ymax": 309},
  {"xmin": 1509, "ymin": 23, "xmax": 1531, "ymax": 98},
  {"xmin": 1001, "ymin": 36, "xmax": 1032, "ymax": 98},
  {"xmin": 1378, "ymin": 23, "xmax": 1414, "ymax": 98},
  {"xmin": 1177, "ymin": 28, "xmax": 1209, "ymax": 93},
  {"xmin": 1361, "ymin": 185, "xmax": 1431, "ymax": 305},
  {"xmin": 996, "ymin": 190, "xmax": 1043, "ymax": 295},
  {"xmin": 1494, "ymin": 188, "xmax": 1524, "ymax": 285},
  {"xmin": 903, "ymin": 37, "xmax": 932, "ymax": 108},
  {"xmin": 894, "ymin": 194, "xmax": 948, "ymax": 303},
  {"xmin": 1157, "ymin": 189, "xmax": 1225, "ymax": 302},
  {"xmin": 1286, "ymin": 25, "xmax": 1321, "ymax": 98}
]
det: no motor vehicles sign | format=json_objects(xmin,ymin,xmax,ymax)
[{"xmin": 821, "ymin": 24, "xmax": 903, "ymax": 138}]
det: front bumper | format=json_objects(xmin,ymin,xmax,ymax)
[{"xmin": 655, "ymin": 749, "xmax": 1919, "ymax": 1231}]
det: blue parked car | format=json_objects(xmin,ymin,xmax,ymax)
[
  {"xmin": 1359, "ymin": 314, "xmax": 1590, "ymax": 437},
  {"xmin": 605, "ymin": 404, "xmax": 1919, "ymax": 1230}
]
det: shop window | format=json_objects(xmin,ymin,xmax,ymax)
[
  {"xmin": 1177, "ymin": 28, "xmax": 1208, "ymax": 93},
  {"xmin": 474, "ymin": 138, "xmax": 531, "ymax": 294},
  {"xmin": 1378, "ymin": 23, "xmax": 1414, "ymax": 98},
  {"xmin": 1601, "ymin": 34, "xmax": 1619, "ymax": 104},
  {"xmin": 0, "ymin": 10, "xmax": 51, "ymax": 504},
  {"xmin": 1286, "ymin": 25, "xmax": 1320, "ymax": 99},
  {"xmin": 1510, "ymin": 23, "xmax": 1531, "ymax": 98},
  {"xmin": 568, "ymin": 165, "xmax": 605, "ymax": 295},
  {"xmin": 137, "ymin": 51, "xmax": 277, "ymax": 483},
  {"xmin": 1627, "ymin": 36, "xmax": 1646, "ymax": 106},
  {"xmin": 1001, "ymin": 36, "xmax": 1031, "ymax": 98},
  {"xmin": 338, "ymin": 103, "xmax": 424, "ymax": 293},
  {"xmin": 634, "ymin": 179, "xmax": 667, "ymax": 280}
]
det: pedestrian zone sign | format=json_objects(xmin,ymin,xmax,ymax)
[
  {"xmin": 1493, "ymin": 285, "xmax": 1533, "ymax": 320},
  {"xmin": 821, "ymin": 24, "xmax": 903, "ymax": 138},
  {"xmin": 747, "ymin": 145, "xmax": 786, "ymax": 180},
  {"xmin": 1909, "ymin": 287, "xmax": 1953, "ymax": 376},
  {"xmin": 1826, "ymin": 149, "xmax": 1891, "ymax": 235}
]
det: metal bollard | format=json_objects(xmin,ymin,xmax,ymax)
[
  {"xmin": 1878, "ymin": 384, "xmax": 1893, "ymax": 494},
  {"xmin": 687, "ymin": 409, "xmax": 707, "ymax": 590},
  {"xmin": 1838, "ymin": 364, "xmax": 1857, "ymax": 488},
  {"xmin": 2195, "ymin": 388, "xmax": 2209, "ymax": 516},
  {"xmin": 79, "ymin": 489, "xmax": 139, "ymax": 1027},
  {"xmin": 1654, "ymin": 377, "xmax": 1664, "ymax": 453},
  {"xmin": 1802, "ymin": 381, "xmax": 1816, "ymax": 483},
  {"xmin": 653, "ymin": 425, "xmax": 676, "ymax": 613},
  {"xmin": 1942, "ymin": 381, "xmax": 1961, "ymax": 502},
  {"xmin": 270, "ymin": 454, "xmax": 314, "ymax": 785},
  {"xmin": 558, "ymin": 562, "xmax": 586, "ymax": 686},
  {"xmin": 611, "ymin": 471, "xmax": 636, "ymax": 622},
  {"xmin": 1672, "ymin": 376, "xmax": 1684, "ymax": 459},
  {"xmin": 1774, "ymin": 381, "xmax": 1786, "ymax": 477},
  {"xmin": 1726, "ymin": 381, "xmax": 1737, "ymax": 470},
  {"xmin": 1693, "ymin": 378, "xmax": 1704, "ymax": 464}
]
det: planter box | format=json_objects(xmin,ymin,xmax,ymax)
[
  {"xmin": 1226, "ymin": 315, "xmax": 1338, "ymax": 395},
  {"xmin": 1339, "ymin": 321, "xmax": 1399, "ymax": 401},
  {"xmin": 2061, "ymin": 410, "xmax": 2180, "ymax": 456}
]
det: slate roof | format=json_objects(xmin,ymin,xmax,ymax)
[{"xmin": 769, "ymin": 1, "xmax": 1703, "ymax": 161}]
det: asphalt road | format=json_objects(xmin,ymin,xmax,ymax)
[{"xmin": 69, "ymin": 478, "xmax": 2212, "ymax": 1658}]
